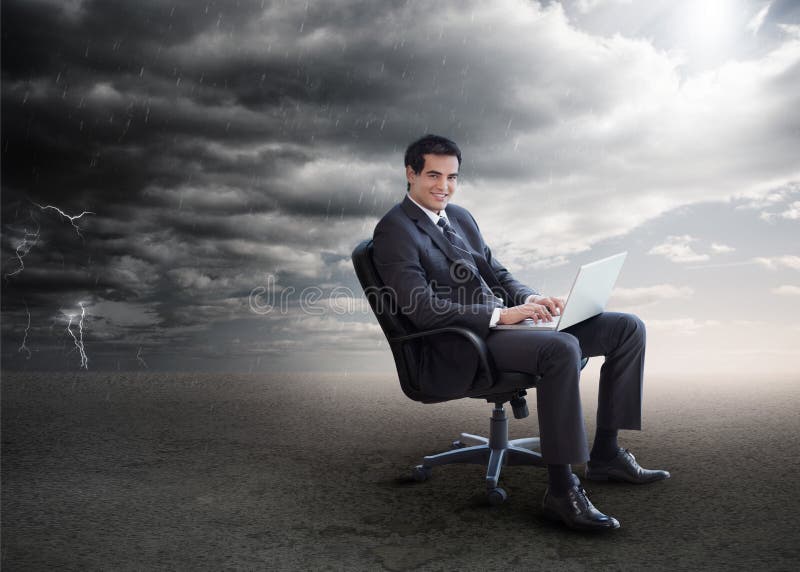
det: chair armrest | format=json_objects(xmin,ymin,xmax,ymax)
[{"xmin": 389, "ymin": 327, "xmax": 495, "ymax": 386}]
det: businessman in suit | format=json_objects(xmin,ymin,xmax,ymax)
[{"xmin": 373, "ymin": 134, "xmax": 669, "ymax": 531}]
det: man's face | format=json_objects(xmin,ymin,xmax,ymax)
[{"xmin": 406, "ymin": 154, "xmax": 459, "ymax": 213}]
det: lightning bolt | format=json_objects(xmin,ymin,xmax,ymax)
[
  {"xmin": 4, "ymin": 218, "xmax": 40, "ymax": 279},
  {"xmin": 5, "ymin": 203, "xmax": 93, "ymax": 280},
  {"xmin": 19, "ymin": 301, "xmax": 32, "ymax": 359},
  {"xmin": 33, "ymin": 203, "xmax": 94, "ymax": 238},
  {"xmin": 65, "ymin": 302, "xmax": 89, "ymax": 369},
  {"xmin": 4, "ymin": 203, "xmax": 98, "ymax": 369},
  {"xmin": 136, "ymin": 347, "xmax": 148, "ymax": 369},
  {"xmin": 5, "ymin": 203, "xmax": 102, "ymax": 370}
]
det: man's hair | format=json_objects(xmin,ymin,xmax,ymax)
[{"xmin": 404, "ymin": 134, "xmax": 462, "ymax": 191}]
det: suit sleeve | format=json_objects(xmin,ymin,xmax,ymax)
[{"xmin": 373, "ymin": 216, "xmax": 495, "ymax": 337}]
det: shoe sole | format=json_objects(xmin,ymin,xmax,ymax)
[
  {"xmin": 541, "ymin": 507, "xmax": 621, "ymax": 532},
  {"xmin": 585, "ymin": 470, "xmax": 671, "ymax": 484}
]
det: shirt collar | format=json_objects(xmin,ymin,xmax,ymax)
[{"xmin": 407, "ymin": 193, "xmax": 449, "ymax": 227}]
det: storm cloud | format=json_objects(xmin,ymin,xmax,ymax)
[{"xmin": 2, "ymin": 0, "xmax": 798, "ymax": 372}]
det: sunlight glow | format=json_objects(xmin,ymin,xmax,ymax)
[{"xmin": 685, "ymin": 0, "xmax": 735, "ymax": 54}]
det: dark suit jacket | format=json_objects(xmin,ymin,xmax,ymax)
[{"xmin": 373, "ymin": 195, "xmax": 538, "ymax": 398}]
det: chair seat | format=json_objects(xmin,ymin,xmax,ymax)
[{"xmin": 468, "ymin": 371, "xmax": 541, "ymax": 398}]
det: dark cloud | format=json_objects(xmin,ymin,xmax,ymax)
[
  {"xmin": 766, "ymin": 0, "xmax": 800, "ymax": 29},
  {"xmin": 2, "ymin": 0, "xmax": 798, "ymax": 371}
]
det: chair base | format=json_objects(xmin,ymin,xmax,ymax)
[{"xmin": 413, "ymin": 403, "xmax": 544, "ymax": 505}]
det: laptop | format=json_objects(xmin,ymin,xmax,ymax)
[{"xmin": 494, "ymin": 252, "xmax": 627, "ymax": 331}]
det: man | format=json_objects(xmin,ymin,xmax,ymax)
[{"xmin": 373, "ymin": 134, "xmax": 669, "ymax": 532}]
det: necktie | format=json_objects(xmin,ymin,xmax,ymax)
[
  {"xmin": 437, "ymin": 217, "xmax": 471, "ymax": 255},
  {"xmin": 437, "ymin": 218, "xmax": 504, "ymax": 308}
]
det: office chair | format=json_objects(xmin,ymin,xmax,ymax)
[{"xmin": 352, "ymin": 239, "xmax": 588, "ymax": 505}]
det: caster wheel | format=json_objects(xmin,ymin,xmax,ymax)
[
  {"xmin": 412, "ymin": 465, "xmax": 432, "ymax": 482},
  {"xmin": 450, "ymin": 440, "xmax": 466, "ymax": 449},
  {"xmin": 487, "ymin": 487, "xmax": 507, "ymax": 506}
]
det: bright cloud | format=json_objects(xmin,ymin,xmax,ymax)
[
  {"xmin": 646, "ymin": 317, "xmax": 721, "ymax": 335},
  {"xmin": 772, "ymin": 284, "xmax": 800, "ymax": 295},
  {"xmin": 611, "ymin": 284, "xmax": 694, "ymax": 307},
  {"xmin": 747, "ymin": 2, "xmax": 772, "ymax": 35},
  {"xmin": 710, "ymin": 242, "xmax": 735, "ymax": 253},
  {"xmin": 574, "ymin": 0, "xmax": 633, "ymax": 14},
  {"xmin": 755, "ymin": 255, "xmax": 800, "ymax": 270},
  {"xmin": 648, "ymin": 235, "xmax": 709, "ymax": 263}
]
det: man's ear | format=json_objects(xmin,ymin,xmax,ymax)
[{"xmin": 406, "ymin": 165, "xmax": 416, "ymax": 184}]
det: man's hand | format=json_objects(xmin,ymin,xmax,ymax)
[
  {"xmin": 525, "ymin": 295, "xmax": 566, "ymax": 318},
  {"xmin": 498, "ymin": 302, "xmax": 556, "ymax": 325}
]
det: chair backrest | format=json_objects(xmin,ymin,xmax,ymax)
[{"xmin": 351, "ymin": 239, "xmax": 426, "ymax": 401}]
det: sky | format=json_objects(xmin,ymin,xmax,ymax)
[{"xmin": 1, "ymin": 0, "xmax": 798, "ymax": 377}]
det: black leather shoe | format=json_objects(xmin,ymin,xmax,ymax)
[
  {"xmin": 586, "ymin": 448, "xmax": 671, "ymax": 484},
  {"xmin": 542, "ymin": 474, "xmax": 620, "ymax": 532}
]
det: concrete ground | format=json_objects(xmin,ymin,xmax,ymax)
[{"xmin": 2, "ymin": 371, "xmax": 799, "ymax": 571}]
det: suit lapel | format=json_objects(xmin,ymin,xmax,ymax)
[
  {"xmin": 401, "ymin": 196, "xmax": 467, "ymax": 268},
  {"xmin": 401, "ymin": 196, "xmax": 506, "ymax": 299}
]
